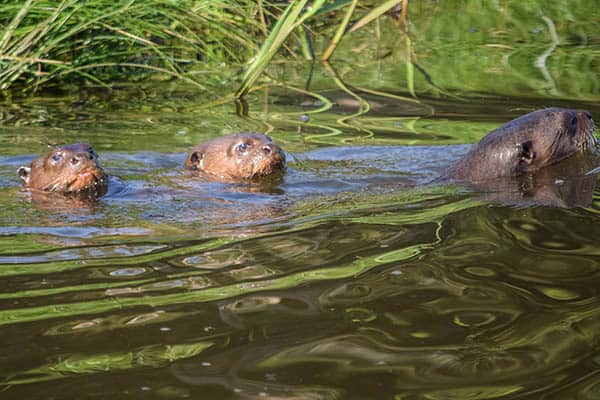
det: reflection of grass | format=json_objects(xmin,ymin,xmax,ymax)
[
  {"xmin": 370, "ymin": 1, "xmax": 600, "ymax": 100},
  {"xmin": 253, "ymin": 2, "xmax": 600, "ymax": 102},
  {"xmin": 0, "ymin": 188, "xmax": 480, "ymax": 327},
  {"xmin": 322, "ymin": 61, "xmax": 373, "ymax": 137},
  {"xmin": 5, "ymin": 341, "xmax": 214, "ymax": 385},
  {"xmin": 0, "ymin": 237, "xmax": 233, "ymax": 278},
  {"xmin": 0, "ymin": 242, "xmax": 426, "ymax": 326},
  {"xmin": 240, "ymin": 82, "xmax": 502, "ymax": 146}
]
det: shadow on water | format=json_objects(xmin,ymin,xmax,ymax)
[{"xmin": 2, "ymin": 2, "xmax": 600, "ymax": 399}]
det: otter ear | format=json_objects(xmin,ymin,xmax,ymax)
[
  {"xmin": 17, "ymin": 166, "xmax": 31, "ymax": 184},
  {"xmin": 189, "ymin": 151, "xmax": 205, "ymax": 170},
  {"xmin": 519, "ymin": 140, "xmax": 536, "ymax": 165}
]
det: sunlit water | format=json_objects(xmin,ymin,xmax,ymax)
[
  {"xmin": 2, "ymin": 2, "xmax": 600, "ymax": 399},
  {"xmin": 2, "ymin": 106, "xmax": 600, "ymax": 399}
]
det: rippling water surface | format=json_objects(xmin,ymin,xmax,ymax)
[{"xmin": 2, "ymin": 2, "xmax": 600, "ymax": 399}]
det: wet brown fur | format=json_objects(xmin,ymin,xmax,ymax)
[
  {"xmin": 446, "ymin": 108, "xmax": 597, "ymax": 181},
  {"xmin": 18, "ymin": 143, "xmax": 108, "ymax": 196},
  {"xmin": 184, "ymin": 133, "xmax": 286, "ymax": 181}
]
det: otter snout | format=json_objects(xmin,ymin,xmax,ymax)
[
  {"xmin": 70, "ymin": 153, "xmax": 85, "ymax": 166},
  {"xmin": 262, "ymin": 144, "xmax": 273, "ymax": 155},
  {"xmin": 576, "ymin": 110, "xmax": 595, "ymax": 137},
  {"xmin": 261, "ymin": 143, "xmax": 285, "ymax": 162},
  {"xmin": 70, "ymin": 148, "xmax": 97, "ymax": 166},
  {"xmin": 577, "ymin": 110, "xmax": 594, "ymax": 127}
]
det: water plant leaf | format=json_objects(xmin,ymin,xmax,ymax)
[
  {"xmin": 348, "ymin": 0, "xmax": 403, "ymax": 33},
  {"xmin": 236, "ymin": 0, "xmax": 327, "ymax": 99},
  {"xmin": 322, "ymin": 0, "xmax": 358, "ymax": 61},
  {"xmin": 313, "ymin": 0, "xmax": 353, "ymax": 16},
  {"xmin": 0, "ymin": 0, "xmax": 34, "ymax": 54}
]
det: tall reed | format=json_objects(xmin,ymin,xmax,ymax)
[
  {"xmin": 0, "ymin": 0, "xmax": 265, "ymax": 91},
  {"xmin": 0, "ymin": 0, "xmax": 403, "ymax": 94}
]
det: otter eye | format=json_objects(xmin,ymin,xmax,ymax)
[
  {"xmin": 570, "ymin": 116, "xmax": 578, "ymax": 131},
  {"xmin": 51, "ymin": 153, "xmax": 63, "ymax": 165},
  {"xmin": 236, "ymin": 143, "xmax": 249, "ymax": 153}
]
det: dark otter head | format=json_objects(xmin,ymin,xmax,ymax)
[
  {"xmin": 512, "ymin": 108, "xmax": 596, "ymax": 173},
  {"xmin": 17, "ymin": 143, "xmax": 108, "ymax": 195},
  {"xmin": 447, "ymin": 108, "xmax": 597, "ymax": 181},
  {"xmin": 184, "ymin": 133, "xmax": 286, "ymax": 181}
]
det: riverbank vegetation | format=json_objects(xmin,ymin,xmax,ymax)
[
  {"xmin": 0, "ymin": 0, "xmax": 404, "ymax": 95},
  {"xmin": 0, "ymin": 0, "xmax": 271, "ymax": 92},
  {"xmin": 1, "ymin": 1, "xmax": 598, "ymax": 102}
]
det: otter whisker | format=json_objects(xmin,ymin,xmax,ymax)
[
  {"xmin": 43, "ymin": 177, "xmax": 68, "ymax": 192},
  {"xmin": 581, "ymin": 124, "xmax": 597, "ymax": 150},
  {"xmin": 587, "ymin": 131, "xmax": 598, "ymax": 150},
  {"xmin": 549, "ymin": 128, "xmax": 566, "ymax": 160}
]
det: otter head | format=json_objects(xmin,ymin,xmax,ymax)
[
  {"xmin": 512, "ymin": 108, "xmax": 596, "ymax": 175},
  {"xmin": 447, "ymin": 108, "xmax": 597, "ymax": 181},
  {"xmin": 184, "ymin": 133, "xmax": 286, "ymax": 181},
  {"xmin": 18, "ymin": 143, "xmax": 108, "ymax": 196}
]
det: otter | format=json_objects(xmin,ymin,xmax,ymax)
[
  {"xmin": 184, "ymin": 133, "xmax": 286, "ymax": 181},
  {"xmin": 17, "ymin": 143, "xmax": 108, "ymax": 196},
  {"xmin": 445, "ymin": 108, "xmax": 597, "ymax": 181}
]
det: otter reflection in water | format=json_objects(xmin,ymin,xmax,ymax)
[
  {"xmin": 472, "ymin": 153, "xmax": 599, "ymax": 208},
  {"xmin": 441, "ymin": 108, "xmax": 599, "ymax": 207}
]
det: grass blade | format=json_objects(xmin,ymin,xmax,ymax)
[
  {"xmin": 348, "ymin": 0, "xmax": 403, "ymax": 33},
  {"xmin": 321, "ymin": 0, "xmax": 357, "ymax": 61},
  {"xmin": 235, "ymin": 0, "xmax": 326, "ymax": 99},
  {"xmin": 235, "ymin": 0, "xmax": 309, "ymax": 99},
  {"xmin": 0, "ymin": 0, "xmax": 34, "ymax": 54}
]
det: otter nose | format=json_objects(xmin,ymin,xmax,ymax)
[
  {"xmin": 71, "ymin": 154, "xmax": 82, "ymax": 166},
  {"xmin": 71, "ymin": 151, "xmax": 93, "ymax": 166},
  {"xmin": 262, "ymin": 144, "xmax": 273, "ymax": 155}
]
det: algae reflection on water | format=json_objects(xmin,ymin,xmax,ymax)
[{"xmin": 1, "ymin": 1, "xmax": 600, "ymax": 399}]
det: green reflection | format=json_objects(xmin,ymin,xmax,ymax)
[
  {"xmin": 4, "ymin": 341, "xmax": 214, "ymax": 386},
  {"xmin": 0, "ymin": 241, "xmax": 431, "ymax": 326}
]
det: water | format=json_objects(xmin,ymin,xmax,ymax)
[{"xmin": 2, "ymin": 2, "xmax": 600, "ymax": 399}]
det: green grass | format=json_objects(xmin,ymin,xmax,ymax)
[
  {"xmin": 1, "ymin": 0, "xmax": 599, "ymax": 103},
  {"xmin": 0, "ymin": 0, "xmax": 405, "ymax": 94},
  {"xmin": 0, "ymin": 0, "xmax": 267, "ymax": 91}
]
